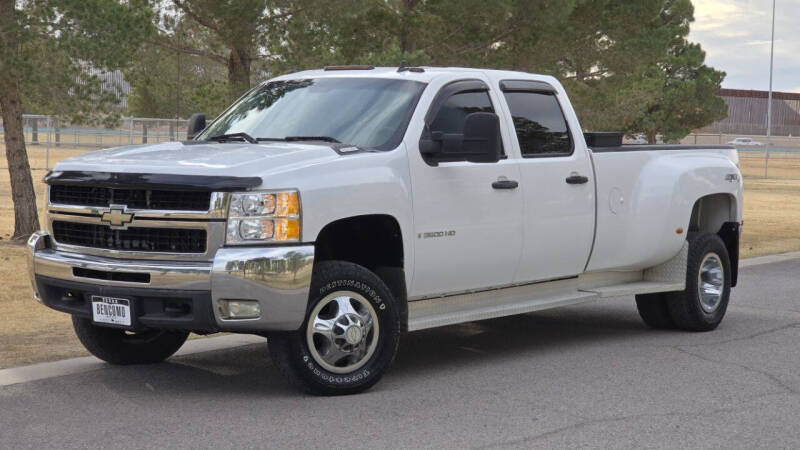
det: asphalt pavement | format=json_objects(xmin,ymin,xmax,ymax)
[{"xmin": 2, "ymin": 259, "xmax": 800, "ymax": 449}]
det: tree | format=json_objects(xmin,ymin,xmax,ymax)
[
  {"xmin": 150, "ymin": 0, "xmax": 325, "ymax": 101},
  {"xmin": 625, "ymin": 35, "xmax": 727, "ymax": 143},
  {"xmin": 0, "ymin": 0, "xmax": 152, "ymax": 241},
  {"xmin": 125, "ymin": 41, "xmax": 230, "ymax": 118},
  {"xmin": 496, "ymin": 0, "xmax": 725, "ymax": 142},
  {"xmin": 273, "ymin": 0, "xmax": 725, "ymax": 142}
]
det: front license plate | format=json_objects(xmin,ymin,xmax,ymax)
[{"xmin": 91, "ymin": 296, "xmax": 132, "ymax": 327}]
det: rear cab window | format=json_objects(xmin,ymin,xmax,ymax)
[{"xmin": 500, "ymin": 80, "xmax": 573, "ymax": 157}]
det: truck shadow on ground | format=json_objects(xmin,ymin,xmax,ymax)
[
  {"xmin": 101, "ymin": 301, "xmax": 654, "ymax": 397},
  {"xmin": 390, "ymin": 303, "xmax": 650, "ymax": 378}
]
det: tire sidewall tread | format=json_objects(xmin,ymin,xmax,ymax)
[
  {"xmin": 667, "ymin": 233, "xmax": 731, "ymax": 332},
  {"xmin": 269, "ymin": 261, "xmax": 401, "ymax": 396},
  {"xmin": 72, "ymin": 317, "xmax": 189, "ymax": 365}
]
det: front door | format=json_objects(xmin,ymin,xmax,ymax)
[{"xmin": 408, "ymin": 79, "xmax": 523, "ymax": 298}]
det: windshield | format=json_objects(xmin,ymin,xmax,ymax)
[{"xmin": 198, "ymin": 78, "xmax": 427, "ymax": 150}]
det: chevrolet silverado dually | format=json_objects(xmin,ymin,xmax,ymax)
[{"xmin": 27, "ymin": 66, "xmax": 743, "ymax": 395}]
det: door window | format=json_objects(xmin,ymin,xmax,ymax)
[
  {"xmin": 425, "ymin": 88, "xmax": 504, "ymax": 159},
  {"xmin": 429, "ymin": 91, "xmax": 496, "ymax": 134},
  {"xmin": 503, "ymin": 91, "xmax": 573, "ymax": 157}
]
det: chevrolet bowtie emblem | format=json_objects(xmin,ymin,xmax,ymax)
[{"xmin": 101, "ymin": 205, "xmax": 134, "ymax": 229}]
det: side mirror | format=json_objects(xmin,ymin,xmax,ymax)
[
  {"xmin": 461, "ymin": 112, "xmax": 501, "ymax": 163},
  {"xmin": 420, "ymin": 112, "xmax": 501, "ymax": 164},
  {"xmin": 186, "ymin": 113, "xmax": 206, "ymax": 140}
]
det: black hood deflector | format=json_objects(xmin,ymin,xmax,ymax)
[{"xmin": 44, "ymin": 171, "xmax": 262, "ymax": 191}]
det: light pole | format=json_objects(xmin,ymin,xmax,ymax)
[{"xmin": 765, "ymin": 0, "xmax": 776, "ymax": 178}]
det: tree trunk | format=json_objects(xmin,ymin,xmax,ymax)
[
  {"xmin": 1, "ymin": 85, "xmax": 41, "ymax": 241},
  {"xmin": 0, "ymin": 0, "xmax": 40, "ymax": 242},
  {"xmin": 399, "ymin": 0, "xmax": 419, "ymax": 57},
  {"xmin": 227, "ymin": 47, "xmax": 251, "ymax": 102}
]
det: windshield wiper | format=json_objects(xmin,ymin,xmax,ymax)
[
  {"xmin": 283, "ymin": 136, "xmax": 341, "ymax": 143},
  {"xmin": 206, "ymin": 132, "xmax": 257, "ymax": 144}
]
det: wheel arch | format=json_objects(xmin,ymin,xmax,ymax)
[
  {"xmin": 688, "ymin": 193, "xmax": 740, "ymax": 287},
  {"xmin": 313, "ymin": 214, "xmax": 408, "ymax": 329}
]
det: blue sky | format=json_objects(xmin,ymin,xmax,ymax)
[{"xmin": 689, "ymin": 0, "xmax": 800, "ymax": 93}]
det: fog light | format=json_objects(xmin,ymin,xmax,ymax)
[{"xmin": 219, "ymin": 299, "xmax": 261, "ymax": 320}]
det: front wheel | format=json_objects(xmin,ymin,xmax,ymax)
[
  {"xmin": 269, "ymin": 261, "xmax": 401, "ymax": 396},
  {"xmin": 72, "ymin": 317, "xmax": 189, "ymax": 365}
]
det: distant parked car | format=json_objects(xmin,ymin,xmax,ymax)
[
  {"xmin": 627, "ymin": 134, "xmax": 648, "ymax": 145},
  {"xmin": 728, "ymin": 137, "xmax": 764, "ymax": 146}
]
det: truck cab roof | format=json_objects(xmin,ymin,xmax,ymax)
[{"xmin": 271, "ymin": 66, "xmax": 559, "ymax": 86}]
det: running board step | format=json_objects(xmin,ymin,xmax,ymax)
[
  {"xmin": 407, "ymin": 282, "xmax": 598, "ymax": 332},
  {"xmin": 580, "ymin": 281, "xmax": 684, "ymax": 298}
]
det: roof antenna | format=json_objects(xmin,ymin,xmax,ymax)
[{"xmin": 397, "ymin": 60, "xmax": 408, "ymax": 73}]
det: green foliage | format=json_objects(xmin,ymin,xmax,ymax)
[
  {"xmin": 500, "ymin": 0, "xmax": 726, "ymax": 141},
  {"xmin": 150, "ymin": 0, "xmax": 307, "ymax": 101},
  {"xmin": 125, "ymin": 44, "xmax": 230, "ymax": 118},
  {"xmin": 260, "ymin": 0, "xmax": 725, "ymax": 141},
  {"xmin": 6, "ymin": 0, "xmax": 725, "ymax": 140},
  {"xmin": 0, "ymin": 0, "xmax": 154, "ymax": 125},
  {"xmin": 623, "ymin": 31, "xmax": 728, "ymax": 142}
]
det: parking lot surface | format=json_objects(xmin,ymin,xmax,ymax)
[{"xmin": 2, "ymin": 259, "xmax": 800, "ymax": 449}]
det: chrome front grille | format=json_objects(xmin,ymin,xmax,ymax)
[
  {"xmin": 50, "ymin": 185, "xmax": 212, "ymax": 211},
  {"xmin": 52, "ymin": 221, "xmax": 208, "ymax": 253},
  {"xmin": 46, "ymin": 188, "xmax": 229, "ymax": 261}
]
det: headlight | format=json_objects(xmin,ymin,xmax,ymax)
[{"xmin": 226, "ymin": 190, "xmax": 301, "ymax": 244}]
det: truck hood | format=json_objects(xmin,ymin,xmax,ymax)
[{"xmin": 52, "ymin": 141, "xmax": 342, "ymax": 179}]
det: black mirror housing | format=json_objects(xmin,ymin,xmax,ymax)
[
  {"xmin": 461, "ymin": 112, "xmax": 501, "ymax": 163},
  {"xmin": 420, "ymin": 112, "xmax": 501, "ymax": 165},
  {"xmin": 186, "ymin": 113, "xmax": 206, "ymax": 140}
]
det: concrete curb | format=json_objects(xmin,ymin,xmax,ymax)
[
  {"xmin": 3, "ymin": 252, "xmax": 800, "ymax": 388},
  {"xmin": 739, "ymin": 251, "xmax": 800, "ymax": 268},
  {"xmin": 0, "ymin": 334, "xmax": 265, "ymax": 387}
]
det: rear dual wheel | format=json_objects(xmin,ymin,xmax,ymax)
[{"xmin": 635, "ymin": 233, "xmax": 731, "ymax": 332}]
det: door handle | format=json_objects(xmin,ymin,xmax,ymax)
[
  {"xmin": 565, "ymin": 174, "xmax": 589, "ymax": 185},
  {"xmin": 492, "ymin": 179, "xmax": 519, "ymax": 190}
]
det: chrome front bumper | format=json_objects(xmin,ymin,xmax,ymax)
[{"xmin": 27, "ymin": 231, "xmax": 315, "ymax": 332}]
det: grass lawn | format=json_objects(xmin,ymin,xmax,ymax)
[{"xmin": 1, "ymin": 147, "xmax": 800, "ymax": 368}]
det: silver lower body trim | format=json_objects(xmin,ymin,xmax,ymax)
[
  {"xmin": 211, "ymin": 247, "xmax": 315, "ymax": 331},
  {"xmin": 29, "ymin": 231, "xmax": 315, "ymax": 332}
]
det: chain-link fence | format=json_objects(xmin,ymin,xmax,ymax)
[
  {"xmin": 2, "ymin": 115, "xmax": 800, "ymax": 180},
  {"xmin": 0, "ymin": 115, "xmax": 188, "ymax": 170},
  {"xmin": 681, "ymin": 133, "xmax": 800, "ymax": 180}
]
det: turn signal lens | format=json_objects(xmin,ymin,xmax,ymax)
[
  {"xmin": 274, "ymin": 218, "xmax": 300, "ymax": 241},
  {"xmin": 275, "ymin": 192, "xmax": 299, "ymax": 217}
]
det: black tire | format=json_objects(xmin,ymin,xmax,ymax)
[
  {"xmin": 269, "ymin": 261, "xmax": 402, "ymax": 396},
  {"xmin": 72, "ymin": 317, "xmax": 189, "ymax": 365},
  {"xmin": 665, "ymin": 233, "xmax": 731, "ymax": 332},
  {"xmin": 635, "ymin": 293, "xmax": 676, "ymax": 329}
]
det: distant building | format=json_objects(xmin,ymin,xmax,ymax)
[
  {"xmin": 77, "ymin": 67, "xmax": 131, "ymax": 111},
  {"xmin": 698, "ymin": 89, "xmax": 800, "ymax": 136}
]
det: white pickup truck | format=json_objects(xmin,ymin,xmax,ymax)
[{"xmin": 28, "ymin": 66, "xmax": 743, "ymax": 395}]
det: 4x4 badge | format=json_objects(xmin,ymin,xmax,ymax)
[{"xmin": 101, "ymin": 204, "xmax": 134, "ymax": 229}]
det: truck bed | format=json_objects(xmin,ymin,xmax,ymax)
[{"xmin": 590, "ymin": 144, "xmax": 736, "ymax": 153}]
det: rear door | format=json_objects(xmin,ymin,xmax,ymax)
[
  {"xmin": 407, "ymin": 78, "xmax": 523, "ymax": 298},
  {"xmin": 497, "ymin": 80, "xmax": 595, "ymax": 283}
]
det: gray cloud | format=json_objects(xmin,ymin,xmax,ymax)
[{"xmin": 689, "ymin": 0, "xmax": 800, "ymax": 92}]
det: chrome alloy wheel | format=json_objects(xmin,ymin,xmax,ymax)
[
  {"xmin": 698, "ymin": 252, "xmax": 724, "ymax": 313},
  {"xmin": 305, "ymin": 291, "xmax": 379, "ymax": 374}
]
